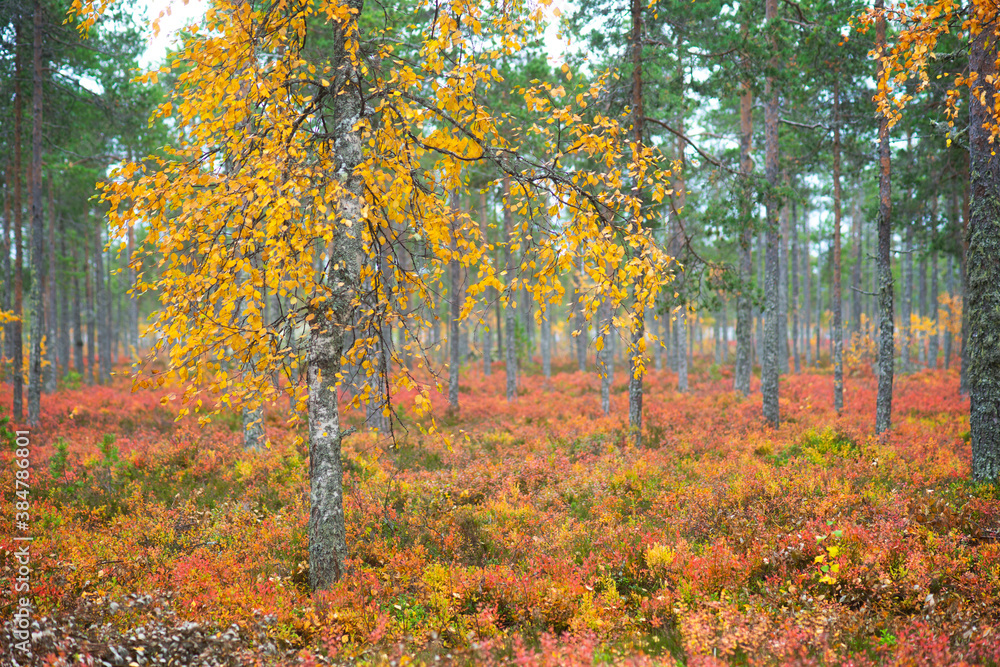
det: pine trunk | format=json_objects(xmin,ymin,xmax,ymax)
[
  {"xmin": 27, "ymin": 1, "xmax": 44, "ymax": 426},
  {"xmin": 761, "ymin": 0, "xmax": 780, "ymax": 427},
  {"xmin": 45, "ymin": 173, "xmax": 58, "ymax": 391},
  {"xmin": 967, "ymin": 24, "xmax": 1000, "ymax": 481},
  {"xmin": 733, "ymin": 73, "xmax": 754, "ymax": 395},
  {"xmin": 875, "ymin": 0, "xmax": 894, "ymax": 434},
  {"xmin": 851, "ymin": 189, "xmax": 863, "ymax": 334},
  {"xmin": 929, "ymin": 250, "xmax": 939, "ymax": 369},
  {"xmin": 832, "ymin": 78, "xmax": 844, "ymax": 413},
  {"xmin": 791, "ymin": 197, "xmax": 800, "ymax": 373},
  {"xmin": 72, "ymin": 248, "xmax": 83, "ymax": 374},
  {"xmin": 12, "ymin": 25, "xmax": 24, "ymax": 420},
  {"xmin": 902, "ymin": 223, "xmax": 914, "ymax": 374}
]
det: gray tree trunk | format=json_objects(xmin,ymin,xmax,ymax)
[
  {"xmin": 85, "ymin": 232, "xmax": 95, "ymax": 385},
  {"xmin": 677, "ymin": 307, "xmax": 688, "ymax": 392},
  {"xmin": 503, "ymin": 177, "xmax": 517, "ymax": 400},
  {"xmin": 779, "ymin": 196, "xmax": 789, "ymax": 375},
  {"xmin": 574, "ymin": 255, "xmax": 587, "ymax": 373},
  {"xmin": 945, "ymin": 255, "xmax": 954, "ymax": 368},
  {"xmin": 832, "ymin": 79, "xmax": 844, "ymax": 413},
  {"xmin": 95, "ymin": 220, "xmax": 111, "ymax": 384},
  {"xmin": 72, "ymin": 248, "xmax": 83, "ymax": 374},
  {"xmin": 58, "ymin": 236, "xmax": 70, "ymax": 377},
  {"xmin": 804, "ymin": 209, "xmax": 812, "ymax": 366},
  {"xmin": 902, "ymin": 224, "xmax": 914, "ymax": 374},
  {"xmin": 929, "ymin": 250, "xmax": 939, "ymax": 369},
  {"xmin": 2, "ymin": 167, "xmax": 11, "ymax": 381},
  {"xmin": 721, "ymin": 297, "xmax": 729, "ymax": 364},
  {"xmin": 540, "ymin": 314, "xmax": 551, "ymax": 380},
  {"xmin": 46, "ymin": 177, "xmax": 59, "ymax": 390},
  {"xmin": 448, "ymin": 208, "xmax": 461, "ymax": 413},
  {"xmin": 761, "ymin": 0, "xmax": 780, "ymax": 427},
  {"xmin": 790, "ymin": 198, "xmax": 800, "ymax": 373},
  {"xmin": 306, "ymin": 3, "xmax": 367, "ymax": 588},
  {"xmin": 599, "ymin": 298, "xmax": 611, "ymax": 415},
  {"xmin": 918, "ymin": 254, "xmax": 927, "ymax": 365},
  {"xmin": 851, "ymin": 189, "xmax": 863, "ymax": 334},
  {"xmin": 11, "ymin": 24, "xmax": 24, "ymax": 418},
  {"xmin": 968, "ymin": 26, "xmax": 1000, "ymax": 481},
  {"xmin": 27, "ymin": 2, "xmax": 44, "ymax": 425},
  {"xmin": 875, "ymin": 0, "xmax": 894, "ymax": 434}
]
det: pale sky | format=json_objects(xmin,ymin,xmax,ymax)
[{"xmin": 137, "ymin": 0, "xmax": 208, "ymax": 70}]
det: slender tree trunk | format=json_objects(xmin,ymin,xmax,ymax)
[
  {"xmin": 714, "ymin": 305, "xmax": 722, "ymax": 365},
  {"xmin": 12, "ymin": 25, "xmax": 25, "ymax": 419},
  {"xmin": 627, "ymin": 0, "xmax": 646, "ymax": 444},
  {"xmin": 779, "ymin": 182, "xmax": 789, "ymax": 375},
  {"xmin": 902, "ymin": 223, "xmax": 914, "ymax": 373},
  {"xmin": 2, "ymin": 165, "xmax": 11, "ymax": 381},
  {"xmin": 479, "ymin": 192, "xmax": 492, "ymax": 377},
  {"xmin": 918, "ymin": 253, "xmax": 928, "ymax": 365},
  {"xmin": 72, "ymin": 247, "xmax": 83, "ymax": 374},
  {"xmin": 851, "ymin": 187, "xmax": 863, "ymax": 334},
  {"xmin": 944, "ymin": 254, "xmax": 954, "ymax": 369},
  {"xmin": 929, "ymin": 249, "xmax": 939, "ymax": 369},
  {"xmin": 791, "ymin": 197, "xmax": 800, "ymax": 374},
  {"xmin": 574, "ymin": 255, "xmax": 587, "ymax": 372},
  {"xmin": 832, "ymin": 78, "xmax": 844, "ymax": 413},
  {"xmin": 127, "ymin": 225, "xmax": 138, "ymax": 353},
  {"xmin": 960, "ymin": 151, "xmax": 971, "ymax": 393},
  {"xmin": 58, "ymin": 234, "xmax": 70, "ymax": 378},
  {"xmin": 875, "ymin": 0, "xmax": 894, "ymax": 434},
  {"xmin": 45, "ymin": 174, "xmax": 58, "ymax": 391},
  {"xmin": 94, "ymin": 218, "xmax": 111, "ymax": 384},
  {"xmin": 541, "ymin": 314, "xmax": 551, "ymax": 379},
  {"xmin": 804, "ymin": 209, "xmax": 812, "ymax": 367},
  {"xmin": 968, "ymin": 24, "xmax": 1000, "ymax": 481},
  {"xmin": 734, "ymin": 72, "xmax": 754, "ymax": 395},
  {"xmin": 27, "ymin": 1, "xmax": 44, "ymax": 425},
  {"xmin": 599, "ymin": 297, "xmax": 611, "ymax": 415},
  {"xmin": 503, "ymin": 176, "xmax": 517, "ymax": 401},
  {"xmin": 761, "ymin": 0, "xmax": 780, "ymax": 427},
  {"xmin": 448, "ymin": 200, "xmax": 461, "ymax": 413},
  {"xmin": 85, "ymin": 232, "xmax": 95, "ymax": 385},
  {"xmin": 721, "ymin": 297, "xmax": 729, "ymax": 364},
  {"xmin": 677, "ymin": 306, "xmax": 688, "ymax": 391}
]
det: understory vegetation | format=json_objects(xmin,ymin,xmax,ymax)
[{"xmin": 2, "ymin": 355, "xmax": 999, "ymax": 666}]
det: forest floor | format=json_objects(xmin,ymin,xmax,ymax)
[{"xmin": 2, "ymin": 355, "xmax": 1000, "ymax": 666}]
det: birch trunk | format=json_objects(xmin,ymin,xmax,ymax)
[{"xmin": 307, "ymin": 4, "xmax": 365, "ymax": 586}]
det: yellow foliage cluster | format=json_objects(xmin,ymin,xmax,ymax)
[{"xmin": 71, "ymin": 0, "xmax": 678, "ymax": 421}]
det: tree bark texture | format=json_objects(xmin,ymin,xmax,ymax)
[
  {"xmin": 734, "ymin": 74, "xmax": 754, "ymax": 395},
  {"xmin": 12, "ymin": 25, "xmax": 24, "ymax": 419},
  {"xmin": 875, "ymin": 0, "xmax": 894, "ymax": 435},
  {"xmin": 503, "ymin": 176, "xmax": 517, "ymax": 401},
  {"xmin": 27, "ymin": 1, "xmax": 44, "ymax": 425},
  {"xmin": 968, "ymin": 25, "xmax": 1000, "ymax": 482},
  {"xmin": 308, "ymin": 2, "xmax": 365, "ymax": 589},
  {"xmin": 761, "ymin": 0, "xmax": 780, "ymax": 427},
  {"xmin": 832, "ymin": 78, "xmax": 844, "ymax": 413}
]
